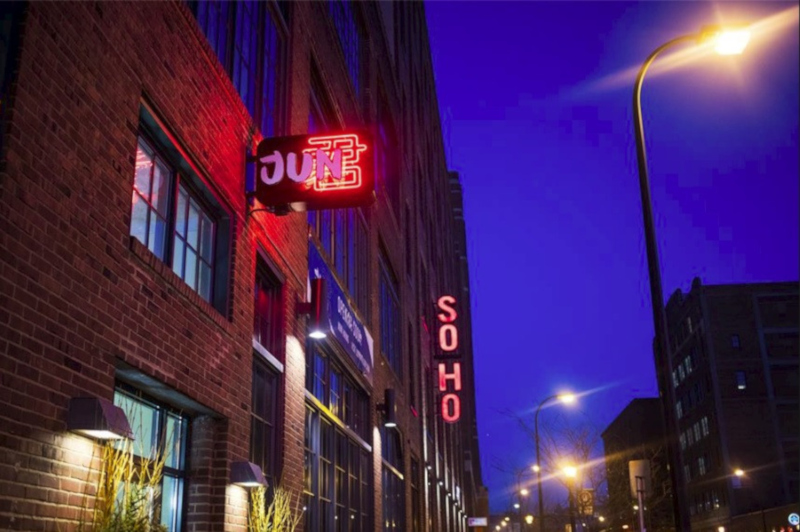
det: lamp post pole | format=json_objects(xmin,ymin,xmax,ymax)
[
  {"xmin": 534, "ymin": 395, "xmax": 558, "ymax": 532},
  {"xmin": 632, "ymin": 34, "xmax": 701, "ymax": 532}
]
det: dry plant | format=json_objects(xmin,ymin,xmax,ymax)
[
  {"xmin": 249, "ymin": 483, "xmax": 304, "ymax": 532},
  {"xmin": 79, "ymin": 439, "xmax": 168, "ymax": 532}
]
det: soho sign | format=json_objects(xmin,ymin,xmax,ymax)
[
  {"xmin": 251, "ymin": 132, "xmax": 374, "ymax": 211},
  {"xmin": 436, "ymin": 295, "xmax": 462, "ymax": 423}
]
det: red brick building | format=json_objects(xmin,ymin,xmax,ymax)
[{"xmin": 0, "ymin": 2, "xmax": 486, "ymax": 530}]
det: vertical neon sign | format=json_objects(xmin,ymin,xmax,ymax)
[{"xmin": 436, "ymin": 295, "xmax": 462, "ymax": 423}]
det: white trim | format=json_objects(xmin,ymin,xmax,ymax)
[{"xmin": 253, "ymin": 339, "xmax": 284, "ymax": 373}]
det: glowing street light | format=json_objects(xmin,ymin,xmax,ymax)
[
  {"xmin": 631, "ymin": 22, "xmax": 751, "ymax": 532},
  {"xmin": 520, "ymin": 488, "xmax": 529, "ymax": 496},
  {"xmin": 514, "ymin": 503, "xmax": 520, "ymax": 509},
  {"xmin": 734, "ymin": 468, "xmax": 745, "ymax": 477},
  {"xmin": 534, "ymin": 392, "xmax": 577, "ymax": 532},
  {"xmin": 525, "ymin": 515, "xmax": 534, "ymax": 525},
  {"xmin": 563, "ymin": 465, "xmax": 578, "ymax": 478}
]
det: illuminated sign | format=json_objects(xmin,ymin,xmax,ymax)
[
  {"xmin": 467, "ymin": 517, "xmax": 488, "ymax": 527},
  {"xmin": 251, "ymin": 131, "xmax": 374, "ymax": 211},
  {"xmin": 436, "ymin": 295, "xmax": 462, "ymax": 423}
]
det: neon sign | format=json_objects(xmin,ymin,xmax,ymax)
[
  {"xmin": 436, "ymin": 295, "xmax": 463, "ymax": 423},
  {"xmin": 251, "ymin": 131, "xmax": 374, "ymax": 211}
]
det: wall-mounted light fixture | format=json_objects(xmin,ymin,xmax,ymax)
[
  {"xmin": 230, "ymin": 461, "xmax": 268, "ymax": 488},
  {"xmin": 377, "ymin": 389, "xmax": 397, "ymax": 428},
  {"xmin": 297, "ymin": 277, "xmax": 326, "ymax": 339},
  {"xmin": 67, "ymin": 396, "xmax": 133, "ymax": 440}
]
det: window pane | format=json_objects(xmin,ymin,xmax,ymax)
[
  {"xmin": 149, "ymin": 215, "xmax": 168, "ymax": 261},
  {"xmin": 161, "ymin": 474, "xmax": 181, "ymax": 531},
  {"xmin": 199, "ymin": 262, "xmax": 212, "ymax": 301},
  {"xmin": 187, "ymin": 201, "xmax": 200, "ymax": 249},
  {"xmin": 200, "ymin": 214, "xmax": 214, "ymax": 262},
  {"xmin": 152, "ymin": 159, "xmax": 171, "ymax": 217},
  {"xmin": 114, "ymin": 392, "xmax": 157, "ymax": 458},
  {"xmin": 165, "ymin": 413, "xmax": 184, "ymax": 470},
  {"xmin": 172, "ymin": 237, "xmax": 185, "ymax": 278},
  {"xmin": 130, "ymin": 193, "xmax": 149, "ymax": 245},
  {"xmin": 176, "ymin": 187, "xmax": 188, "ymax": 237},
  {"xmin": 185, "ymin": 249, "xmax": 198, "ymax": 290},
  {"xmin": 134, "ymin": 143, "xmax": 153, "ymax": 197}
]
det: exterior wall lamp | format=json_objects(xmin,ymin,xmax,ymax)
[
  {"xmin": 66, "ymin": 396, "xmax": 133, "ymax": 440},
  {"xmin": 230, "ymin": 461, "xmax": 268, "ymax": 488},
  {"xmin": 377, "ymin": 388, "xmax": 397, "ymax": 427},
  {"xmin": 297, "ymin": 277, "xmax": 326, "ymax": 339}
]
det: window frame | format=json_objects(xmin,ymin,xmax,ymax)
[
  {"xmin": 130, "ymin": 107, "xmax": 232, "ymax": 314},
  {"xmin": 379, "ymin": 251, "xmax": 402, "ymax": 378},
  {"xmin": 113, "ymin": 384, "xmax": 189, "ymax": 532}
]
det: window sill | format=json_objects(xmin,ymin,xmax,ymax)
[
  {"xmin": 253, "ymin": 339, "xmax": 284, "ymax": 373},
  {"xmin": 129, "ymin": 236, "xmax": 230, "ymax": 332}
]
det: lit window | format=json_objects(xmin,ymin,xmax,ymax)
[
  {"xmin": 678, "ymin": 365, "xmax": 686, "ymax": 382},
  {"xmin": 114, "ymin": 387, "xmax": 188, "ymax": 532},
  {"xmin": 130, "ymin": 126, "xmax": 229, "ymax": 312},
  {"xmin": 694, "ymin": 423, "xmax": 701, "ymax": 442},
  {"xmin": 676, "ymin": 401, "xmax": 683, "ymax": 419},
  {"xmin": 672, "ymin": 370, "xmax": 679, "ymax": 389},
  {"xmin": 381, "ymin": 426, "xmax": 405, "ymax": 531},
  {"xmin": 736, "ymin": 371, "xmax": 747, "ymax": 390},
  {"xmin": 698, "ymin": 457, "xmax": 706, "ymax": 476},
  {"xmin": 701, "ymin": 416, "xmax": 710, "ymax": 437},
  {"xmin": 687, "ymin": 428, "xmax": 694, "ymax": 446}
]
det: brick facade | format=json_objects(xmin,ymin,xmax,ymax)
[{"xmin": 0, "ymin": 2, "xmax": 485, "ymax": 531}]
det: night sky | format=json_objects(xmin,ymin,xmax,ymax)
[{"xmin": 425, "ymin": 1, "xmax": 799, "ymax": 513}]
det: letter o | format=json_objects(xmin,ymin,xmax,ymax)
[
  {"xmin": 441, "ymin": 394, "xmax": 461, "ymax": 423},
  {"xmin": 439, "ymin": 324, "xmax": 458, "ymax": 352}
]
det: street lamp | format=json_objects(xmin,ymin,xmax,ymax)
[
  {"xmin": 562, "ymin": 465, "xmax": 579, "ymax": 532},
  {"xmin": 534, "ymin": 393, "xmax": 577, "ymax": 532},
  {"xmin": 632, "ymin": 23, "xmax": 750, "ymax": 532}
]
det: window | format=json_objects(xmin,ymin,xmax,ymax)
[
  {"xmin": 381, "ymin": 426, "xmax": 405, "ymax": 531},
  {"xmin": 731, "ymin": 334, "xmax": 741, "ymax": 349},
  {"xmin": 677, "ymin": 364, "xmax": 685, "ymax": 382},
  {"xmin": 687, "ymin": 428, "xmax": 694, "ymax": 446},
  {"xmin": 192, "ymin": 0, "xmax": 285, "ymax": 137},
  {"xmin": 701, "ymin": 416, "xmax": 710, "ymax": 437},
  {"xmin": 251, "ymin": 358, "xmax": 279, "ymax": 488},
  {"xmin": 114, "ymin": 386, "xmax": 188, "ymax": 532},
  {"xmin": 693, "ymin": 423, "xmax": 701, "ymax": 442},
  {"xmin": 305, "ymin": 342, "xmax": 369, "ymax": 440},
  {"xmin": 698, "ymin": 456, "xmax": 706, "ymax": 476},
  {"xmin": 304, "ymin": 407, "xmax": 371, "ymax": 531},
  {"xmin": 672, "ymin": 370, "xmax": 679, "ymax": 389},
  {"xmin": 0, "ymin": 2, "xmax": 24, "ymax": 153},
  {"xmin": 379, "ymin": 252, "xmax": 402, "ymax": 377},
  {"xmin": 328, "ymin": 0, "xmax": 361, "ymax": 97},
  {"xmin": 254, "ymin": 256, "xmax": 283, "ymax": 357},
  {"xmin": 675, "ymin": 400, "xmax": 683, "ymax": 419},
  {"xmin": 680, "ymin": 433, "xmax": 687, "ymax": 450},
  {"xmin": 736, "ymin": 371, "xmax": 747, "ymax": 390},
  {"xmin": 130, "ymin": 122, "xmax": 229, "ymax": 312},
  {"xmin": 684, "ymin": 464, "xmax": 691, "ymax": 482}
]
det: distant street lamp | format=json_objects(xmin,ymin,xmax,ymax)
[
  {"xmin": 562, "ymin": 465, "xmax": 579, "ymax": 532},
  {"xmin": 534, "ymin": 393, "xmax": 577, "ymax": 532},
  {"xmin": 632, "ymin": 24, "xmax": 750, "ymax": 532}
]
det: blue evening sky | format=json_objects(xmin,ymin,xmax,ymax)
[{"xmin": 425, "ymin": 1, "xmax": 799, "ymax": 513}]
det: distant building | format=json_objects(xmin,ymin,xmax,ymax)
[
  {"xmin": 602, "ymin": 398, "xmax": 674, "ymax": 532},
  {"xmin": 661, "ymin": 278, "xmax": 799, "ymax": 532}
]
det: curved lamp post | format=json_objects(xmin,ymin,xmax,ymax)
[
  {"xmin": 632, "ymin": 25, "xmax": 750, "ymax": 532},
  {"xmin": 534, "ymin": 393, "xmax": 576, "ymax": 532}
]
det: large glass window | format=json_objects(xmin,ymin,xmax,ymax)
[
  {"xmin": 114, "ymin": 386, "xmax": 188, "ymax": 532},
  {"xmin": 379, "ymin": 254, "xmax": 402, "ymax": 377},
  {"xmin": 305, "ymin": 343, "xmax": 369, "ymax": 440},
  {"xmin": 192, "ymin": 0, "xmax": 285, "ymax": 137},
  {"xmin": 380, "ymin": 426, "xmax": 405, "ymax": 531},
  {"xmin": 254, "ymin": 257, "xmax": 283, "ymax": 357},
  {"xmin": 251, "ymin": 358, "xmax": 279, "ymax": 489},
  {"xmin": 304, "ymin": 407, "xmax": 371, "ymax": 531},
  {"xmin": 131, "ymin": 134, "xmax": 226, "ymax": 308},
  {"xmin": 327, "ymin": 0, "xmax": 361, "ymax": 97}
]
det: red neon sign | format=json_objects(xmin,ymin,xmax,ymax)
[
  {"xmin": 436, "ymin": 296, "xmax": 463, "ymax": 423},
  {"xmin": 252, "ymin": 131, "xmax": 374, "ymax": 211}
]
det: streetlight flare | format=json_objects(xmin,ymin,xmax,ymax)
[
  {"xmin": 520, "ymin": 488, "xmax": 529, "ymax": 496},
  {"xmin": 531, "ymin": 464, "xmax": 540, "ymax": 473},
  {"xmin": 734, "ymin": 468, "xmax": 745, "ymax": 477},
  {"xmin": 558, "ymin": 392, "xmax": 577, "ymax": 405},
  {"xmin": 563, "ymin": 465, "xmax": 578, "ymax": 478},
  {"xmin": 714, "ymin": 29, "xmax": 751, "ymax": 55}
]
